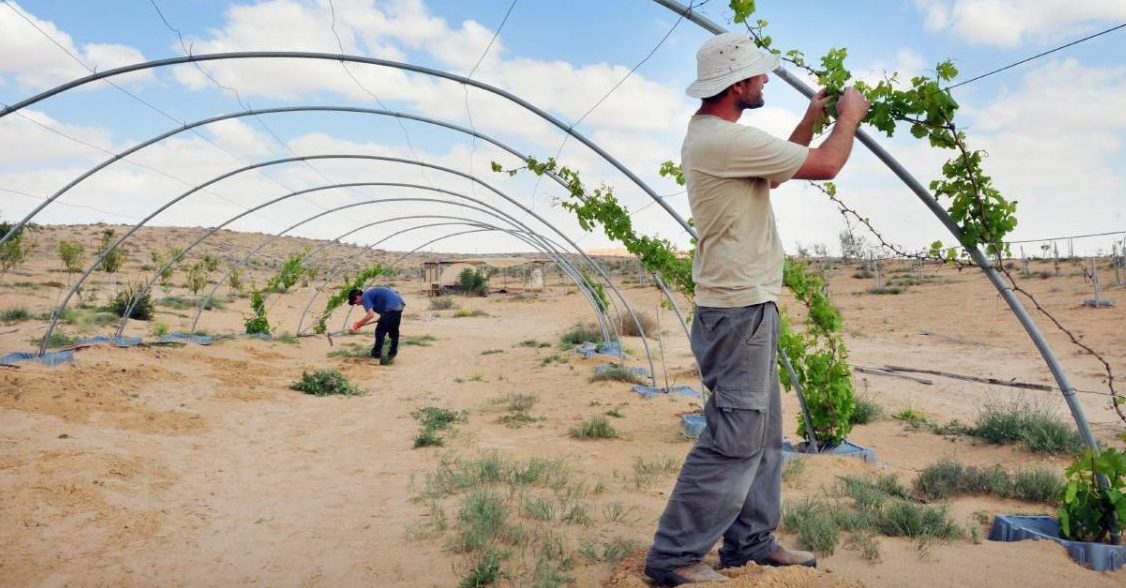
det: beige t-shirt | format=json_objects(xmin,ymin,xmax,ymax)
[{"xmin": 683, "ymin": 114, "xmax": 808, "ymax": 308}]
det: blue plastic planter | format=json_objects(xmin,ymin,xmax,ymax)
[
  {"xmin": 680, "ymin": 414, "xmax": 706, "ymax": 438},
  {"xmin": 989, "ymin": 515, "xmax": 1126, "ymax": 571},
  {"xmin": 632, "ymin": 384, "xmax": 701, "ymax": 399},
  {"xmin": 782, "ymin": 439, "xmax": 877, "ymax": 462}
]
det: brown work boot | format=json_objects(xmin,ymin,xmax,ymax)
[
  {"xmin": 755, "ymin": 545, "xmax": 816, "ymax": 568},
  {"xmin": 644, "ymin": 562, "xmax": 728, "ymax": 586}
]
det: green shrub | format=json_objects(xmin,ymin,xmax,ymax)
[
  {"xmin": 107, "ymin": 282, "xmax": 154, "ymax": 320},
  {"xmin": 0, "ymin": 217, "xmax": 36, "ymax": 280},
  {"xmin": 569, "ymin": 416, "xmax": 618, "ymax": 439},
  {"xmin": 1, "ymin": 307, "xmax": 30, "ymax": 322},
  {"xmin": 96, "ymin": 229, "xmax": 127, "ymax": 273},
  {"xmin": 289, "ymin": 368, "xmax": 363, "ymax": 396},
  {"xmin": 560, "ymin": 322, "xmax": 601, "ymax": 346},
  {"xmin": 458, "ymin": 267, "xmax": 489, "ymax": 296},
  {"xmin": 850, "ymin": 396, "xmax": 883, "ymax": 425},
  {"xmin": 588, "ymin": 366, "xmax": 643, "ymax": 384},
  {"xmin": 453, "ymin": 308, "xmax": 489, "ymax": 318},
  {"xmin": 412, "ymin": 406, "xmax": 465, "ymax": 448},
  {"xmin": 429, "ymin": 296, "xmax": 456, "ymax": 310},
  {"xmin": 968, "ymin": 400, "xmax": 1082, "ymax": 454},
  {"xmin": 56, "ymin": 240, "xmax": 85, "ymax": 274},
  {"xmin": 185, "ymin": 261, "xmax": 210, "ymax": 295},
  {"xmin": 243, "ymin": 290, "xmax": 271, "ymax": 335}
]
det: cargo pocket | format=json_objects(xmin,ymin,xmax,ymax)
[{"xmin": 707, "ymin": 387, "xmax": 768, "ymax": 458}]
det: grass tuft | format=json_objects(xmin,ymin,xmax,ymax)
[
  {"xmin": 412, "ymin": 406, "xmax": 466, "ymax": 448},
  {"xmin": 559, "ymin": 322, "xmax": 601, "ymax": 346},
  {"xmin": 913, "ymin": 459, "xmax": 1062, "ymax": 503},
  {"xmin": 569, "ymin": 416, "xmax": 618, "ymax": 440},
  {"xmin": 1, "ymin": 307, "xmax": 31, "ymax": 322},
  {"xmin": 429, "ymin": 296, "xmax": 456, "ymax": 310},
  {"xmin": 967, "ymin": 400, "xmax": 1082, "ymax": 454},
  {"xmin": 289, "ymin": 368, "xmax": 364, "ymax": 396},
  {"xmin": 588, "ymin": 366, "xmax": 644, "ymax": 384}
]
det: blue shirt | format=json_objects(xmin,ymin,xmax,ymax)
[{"xmin": 361, "ymin": 287, "xmax": 405, "ymax": 314}]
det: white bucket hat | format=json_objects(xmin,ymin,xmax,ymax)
[{"xmin": 686, "ymin": 33, "xmax": 780, "ymax": 99}]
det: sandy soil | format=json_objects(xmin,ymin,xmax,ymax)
[{"xmin": 1, "ymin": 224, "xmax": 1124, "ymax": 587}]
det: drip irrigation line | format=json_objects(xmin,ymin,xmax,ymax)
[
  {"xmin": 5, "ymin": 1, "xmax": 292, "ymax": 227},
  {"xmin": 945, "ymin": 23, "xmax": 1126, "ymax": 92}
]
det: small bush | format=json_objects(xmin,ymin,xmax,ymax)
[
  {"xmin": 589, "ymin": 366, "xmax": 644, "ymax": 384},
  {"xmin": 782, "ymin": 498, "xmax": 842, "ymax": 555},
  {"xmin": 458, "ymin": 267, "xmax": 489, "ymax": 296},
  {"xmin": 96, "ymin": 229, "xmax": 128, "ymax": 273},
  {"xmin": 429, "ymin": 296, "xmax": 455, "ymax": 310},
  {"xmin": 1, "ymin": 307, "xmax": 30, "ymax": 322},
  {"xmin": 570, "ymin": 416, "xmax": 618, "ymax": 440},
  {"xmin": 850, "ymin": 397, "xmax": 883, "ymax": 425},
  {"xmin": 618, "ymin": 311, "xmax": 656, "ymax": 338},
  {"xmin": 289, "ymin": 369, "xmax": 363, "ymax": 396},
  {"xmin": 412, "ymin": 406, "xmax": 465, "ymax": 448},
  {"xmin": 61, "ymin": 307, "xmax": 118, "ymax": 329},
  {"xmin": 244, "ymin": 290, "xmax": 271, "ymax": 335},
  {"xmin": 863, "ymin": 285, "xmax": 905, "ymax": 295},
  {"xmin": 107, "ymin": 282, "xmax": 154, "ymax": 320},
  {"xmin": 968, "ymin": 400, "xmax": 1082, "ymax": 454},
  {"xmin": 560, "ymin": 322, "xmax": 601, "ymax": 346}
]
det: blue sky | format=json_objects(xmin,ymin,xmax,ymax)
[{"xmin": 1, "ymin": 0, "xmax": 1124, "ymax": 256}]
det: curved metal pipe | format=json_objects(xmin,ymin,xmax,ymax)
[
  {"xmin": 286, "ymin": 217, "xmax": 604, "ymax": 339},
  {"xmin": 0, "ymin": 51, "xmax": 691, "ymax": 249},
  {"xmin": 286, "ymin": 219, "xmax": 609, "ymax": 342}
]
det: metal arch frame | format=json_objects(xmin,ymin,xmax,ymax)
[
  {"xmin": 2, "ymin": 100, "xmax": 693, "ymax": 361},
  {"xmin": 174, "ymin": 192, "xmax": 653, "ymax": 379},
  {"xmin": 285, "ymin": 215, "xmax": 601, "ymax": 334},
  {"xmin": 43, "ymin": 155, "xmax": 654, "ymax": 356},
  {"xmin": 653, "ymin": 0, "xmax": 1099, "ymax": 450},
  {"xmin": 282, "ymin": 218, "xmax": 609, "ymax": 339},
  {"xmin": 0, "ymin": 51, "xmax": 691, "ymax": 249},
  {"xmin": 2, "ymin": 58, "xmax": 695, "ymax": 399},
  {"xmin": 182, "ymin": 201, "xmax": 658, "ymax": 385},
  {"xmin": 0, "ymin": 104, "xmax": 557, "ymax": 249},
  {"xmin": 110, "ymin": 181, "xmax": 611, "ymax": 342},
  {"xmin": 319, "ymin": 220, "xmax": 611, "ymax": 336}
]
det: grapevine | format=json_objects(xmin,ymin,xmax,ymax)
[
  {"xmin": 729, "ymin": 1, "xmax": 1120, "ymax": 425},
  {"xmin": 313, "ymin": 263, "xmax": 390, "ymax": 334},
  {"xmin": 492, "ymin": 157, "xmax": 694, "ymax": 298}
]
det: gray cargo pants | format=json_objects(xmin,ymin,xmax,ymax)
[{"xmin": 645, "ymin": 302, "xmax": 782, "ymax": 571}]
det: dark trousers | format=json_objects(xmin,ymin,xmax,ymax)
[{"xmin": 372, "ymin": 310, "xmax": 402, "ymax": 359}]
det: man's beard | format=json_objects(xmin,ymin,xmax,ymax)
[{"xmin": 741, "ymin": 95, "xmax": 765, "ymax": 110}]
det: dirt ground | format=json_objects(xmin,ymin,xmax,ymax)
[{"xmin": 1, "ymin": 224, "xmax": 1124, "ymax": 587}]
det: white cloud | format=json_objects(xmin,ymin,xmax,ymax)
[
  {"xmin": 0, "ymin": 109, "xmax": 114, "ymax": 166},
  {"xmin": 164, "ymin": 0, "xmax": 688, "ymax": 152},
  {"xmin": 0, "ymin": 2, "xmax": 151, "ymax": 91},
  {"xmin": 914, "ymin": 0, "xmax": 1126, "ymax": 47}
]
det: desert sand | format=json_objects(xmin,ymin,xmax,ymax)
[{"xmin": 1, "ymin": 224, "xmax": 1124, "ymax": 587}]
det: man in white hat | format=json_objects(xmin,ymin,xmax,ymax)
[{"xmin": 644, "ymin": 33, "xmax": 870, "ymax": 586}]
